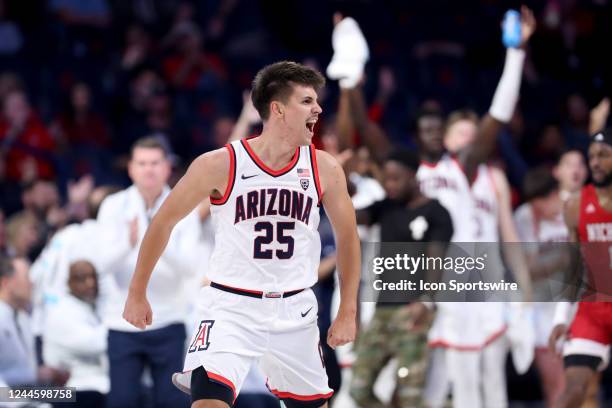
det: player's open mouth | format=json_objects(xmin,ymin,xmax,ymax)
[{"xmin": 306, "ymin": 119, "xmax": 317, "ymax": 133}]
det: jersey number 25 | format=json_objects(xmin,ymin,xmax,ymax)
[{"xmin": 254, "ymin": 221, "xmax": 295, "ymax": 259}]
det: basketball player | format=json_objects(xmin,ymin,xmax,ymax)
[
  {"xmin": 553, "ymin": 149, "xmax": 588, "ymax": 202},
  {"xmin": 514, "ymin": 167, "xmax": 569, "ymax": 407},
  {"xmin": 349, "ymin": 150, "xmax": 453, "ymax": 408},
  {"xmin": 550, "ymin": 128, "xmax": 612, "ymax": 408},
  {"xmin": 417, "ymin": 9, "xmax": 536, "ymax": 408},
  {"xmin": 122, "ymin": 61, "xmax": 361, "ymax": 408},
  {"xmin": 326, "ymin": 9, "xmax": 535, "ymax": 408}
]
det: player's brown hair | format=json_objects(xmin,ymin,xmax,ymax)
[
  {"xmin": 446, "ymin": 109, "xmax": 479, "ymax": 129},
  {"xmin": 522, "ymin": 166, "xmax": 559, "ymax": 202},
  {"xmin": 251, "ymin": 61, "xmax": 325, "ymax": 121}
]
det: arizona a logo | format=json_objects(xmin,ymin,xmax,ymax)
[{"xmin": 188, "ymin": 320, "xmax": 214, "ymax": 353}]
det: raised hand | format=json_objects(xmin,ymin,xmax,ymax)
[
  {"xmin": 590, "ymin": 97, "xmax": 610, "ymax": 134},
  {"xmin": 240, "ymin": 91, "xmax": 261, "ymax": 126},
  {"xmin": 520, "ymin": 5, "xmax": 537, "ymax": 47},
  {"xmin": 68, "ymin": 174, "xmax": 95, "ymax": 205}
]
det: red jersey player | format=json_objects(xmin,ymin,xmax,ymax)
[{"xmin": 552, "ymin": 128, "xmax": 612, "ymax": 407}]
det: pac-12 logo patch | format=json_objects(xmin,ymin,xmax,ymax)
[
  {"xmin": 188, "ymin": 320, "xmax": 214, "ymax": 353},
  {"xmin": 300, "ymin": 179, "xmax": 309, "ymax": 190}
]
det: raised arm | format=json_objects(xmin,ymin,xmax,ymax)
[
  {"xmin": 347, "ymin": 86, "xmax": 393, "ymax": 164},
  {"xmin": 461, "ymin": 6, "xmax": 535, "ymax": 173},
  {"xmin": 318, "ymin": 149, "xmax": 361, "ymax": 348},
  {"xmin": 228, "ymin": 91, "xmax": 262, "ymax": 142},
  {"xmin": 589, "ymin": 97, "xmax": 610, "ymax": 135},
  {"xmin": 123, "ymin": 148, "xmax": 229, "ymax": 329},
  {"xmin": 335, "ymin": 88, "xmax": 356, "ymax": 152}
]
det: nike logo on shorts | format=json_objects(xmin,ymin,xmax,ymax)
[
  {"xmin": 241, "ymin": 174, "xmax": 258, "ymax": 180},
  {"xmin": 301, "ymin": 307, "xmax": 313, "ymax": 317}
]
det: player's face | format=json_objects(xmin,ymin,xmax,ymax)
[
  {"xmin": 383, "ymin": 161, "xmax": 417, "ymax": 202},
  {"xmin": 417, "ymin": 116, "xmax": 444, "ymax": 156},
  {"xmin": 68, "ymin": 262, "xmax": 98, "ymax": 304},
  {"xmin": 554, "ymin": 151, "xmax": 587, "ymax": 193},
  {"xmin": 128, "ymin": 147, "xmax": 171, "ymax": 191},
  {"xmin": 277, "ymin": 85, "xmax": 322, "ymax": 146},
  {"xmin": 444, "ymin": 119, "xmax": 478, "ymax": 153},
  {"xmin": 589, "ymin": 143, "xmax": 612, "ymax": 187}
]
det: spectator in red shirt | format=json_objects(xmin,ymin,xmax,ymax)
[
  {"xmin": 55, "ymin": 82, "xmax": 110, "ymax": 149},
  {"xmin": 0, "ymin": 91, "xmax": 56, "ymax": 183}
]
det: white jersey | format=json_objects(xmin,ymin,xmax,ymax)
[
  {"xmin": 417, "ymin": 154, "xmax": 478, "ymax": 242},
  {"xmin": 514, "ymin": 202, "xmax": 569, "ymax": 347},
  {"xmin": 514, "ymin": 203, "xmax": 568, "ymax": 243},
  {"xmin": 207, "ymin": 139, "xmax": 322, "ymax": 292},
  {"xmin": 419, "ymin": 155, "xmax": 507, "ymax": 348},
  {"xmin": 471, "ymin": 165, "xmax": 499, "ymax": 243}
]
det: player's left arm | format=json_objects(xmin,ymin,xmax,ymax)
[
  {"xmin": 461, "ymin": 6, "xmax": 535, "ymax": 173},
  {"xmin": 492, "ymin": 167, "xmax": 532, "ymax": 301},
  {"xmin": 317, "ymin": 149, "xmax": 361, "ymax": 348}
]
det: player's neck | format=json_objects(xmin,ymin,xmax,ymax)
[
  {"xmin": 594, "ymin": 185, "xmax": 612, "ymax": 210},
  {"xmin": 420, "ymin": 151, "xmax": 443, "ymax": 164},
  {"xmin": 406, "ymin": 192, "xmax": 428, "ymax": 209},
  {"xmin": 249, "ymin": 131, "xmax": 298, "ymax": 169}
]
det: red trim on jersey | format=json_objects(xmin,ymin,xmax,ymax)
[
  {"xmin": 210, "ymin": 144, "xmax": 236, "ymax": 205},
  {"xmin": 268, "ymin": 387, "xmax": 334, "ymax": 401},
  {"xmin": 241, "ymin": 138, "xmax": 300, "ymax": 177},
  {"xmin": 428, "ymin": 325, "xmax": 507, "ymax": 351},
  {"xmin": 309, "ymin": 144, "xmax": 323, "ymax": 204},
  {"xmin": 207, "ymin": 371, "xmax": 237, "ymax": 401},
  {"xmin": 419, "ymin": 160, "xmax": 439, "ymax": 168}
]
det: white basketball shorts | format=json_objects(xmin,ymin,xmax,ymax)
[{"xmin": 172, "ymin": 283, "xmax": 333, "ymax": 407}]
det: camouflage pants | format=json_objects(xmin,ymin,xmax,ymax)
[{"xmin": 350, "ymin": 306, "xmax": 429, "ymax": 408}]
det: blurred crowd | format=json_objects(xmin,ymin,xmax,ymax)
[{"xmin": 1, "ymin": 0, "xmax": 612, "ymax": 407}]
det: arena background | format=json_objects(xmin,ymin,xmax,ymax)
[{"xmin": 1, "ymin": 0, "xmax": 612, "ymax": 407}]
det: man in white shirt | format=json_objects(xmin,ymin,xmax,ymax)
[
  {"xmin": 0, "ymin": 257, "xmax": 37, "ymax": 387},
  {"xmin": 43, "ymin": 260, "xmax": 108, "ymax": 408},
  {"xmin": 97, "ymin": 137, "xmax": 201, "ymax": 408},
  {"xmin": 30, "ymin": 185, "xmax": 121, "ymax": 355},
  {"xmin": 0, "ymin": 257, "xmax": 68, "ymax": 388}
]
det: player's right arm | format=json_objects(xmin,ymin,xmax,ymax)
[
  {"xmin": 548, "ymin": 194, "xmax": 581, "ymax": 355},
  {"xmin": 123, "ymin": 148, "xmax": 229, "ymax": 329},
  {"xmin": 346, "ymin": 86, "xmax": 392, "ymax": 164},
  {"xmin": 460, "ymin": 6, "xmax": 535, "ymax": 173},
  {"xmin": 317, "ymin": 149, "xmax": 361, "ymax": 348}
]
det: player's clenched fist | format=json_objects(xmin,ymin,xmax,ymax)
[
  {"xmin": 327, "ymin": 312, "xmax": 356, "ymax": 349},
  {"xmin": 123, "ymin": 293, "xmax": 153, "ymax": 330}
]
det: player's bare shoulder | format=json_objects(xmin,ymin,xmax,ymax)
[
  {"xmin": 314, "ymin": 148, "xmax": 346, "ymax": 194},
  {"xmin": 189, "ymin": 146, "xmax": 232, "ymax": 199}
]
